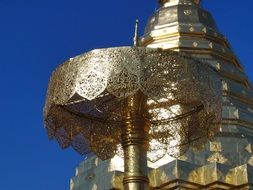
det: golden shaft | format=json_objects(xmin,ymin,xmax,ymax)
[
  {"xmin": 122, "ymin": 119, "xmax": 149, "ymax": 190},
  {"xmin": 121, "ymin": 92, "xmax": 150, "ymax": 190}
]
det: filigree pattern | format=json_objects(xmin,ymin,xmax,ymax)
[{"xmin": 44, "ymin": 47, "xmax": 221, "ymax": 162}]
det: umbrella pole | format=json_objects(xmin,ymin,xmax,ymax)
[{"xmin": 121, "ymin": 92, "xmax": 149, "ymax": 190}]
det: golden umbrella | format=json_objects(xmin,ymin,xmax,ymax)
[{"xmin": 44, "ymin": 47, "xmax": 221, "ymax": 189}]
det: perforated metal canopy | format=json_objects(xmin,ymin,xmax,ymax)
[{"xmin": 44, "ymin": 47, "xmax": 221, "ymax": 162}]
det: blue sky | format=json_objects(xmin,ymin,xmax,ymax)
[{"xmin": 0, "ymin": 1, "xmax": 252, "ymax": 190}]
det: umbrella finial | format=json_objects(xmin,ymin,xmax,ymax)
[{"xmin": 133, "ymin": 19, "xmax": 139, "ymax": 47}]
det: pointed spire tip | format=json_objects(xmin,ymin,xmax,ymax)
[{"xmin": 133, "ymin": 19, "xmax": 139, "ymax": 47}]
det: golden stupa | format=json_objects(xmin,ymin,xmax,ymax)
[{"xmin": 69, "ymin": 0, "xmax": 253, "ymax": 189}]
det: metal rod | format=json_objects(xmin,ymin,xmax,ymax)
[
  {"xmin": 133, "ymin": 19, "xmax": 139, "ymax": 47},
  {"xmin": 121, "ymin": 91, "xmax": 150, "ymax": 190}
]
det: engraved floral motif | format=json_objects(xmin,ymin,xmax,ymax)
[
  {"xmin": 44, "ymin": 47, "xmax": 221, "ymax": 162},
  {"xmin": 207, "ymin": 152, "xmax": 228, "ymax": 164}
]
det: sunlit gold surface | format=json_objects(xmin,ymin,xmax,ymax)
[
  {"xmin": 122, "ymin": 91, "xmax": 149, "ymax": 189},
  {"xmin": 68, "ymin": 0, "xmax": 253, "ymax": 189},
  {"xmin": 70, "ymin": 156, "xmax": 253, "ymax": 189},
  {"xmin": 69, "ymin": 1, "xmax": 253, "ymax": 190},
  {"xmin": 44, "ymin": 47, "xmax": 221, "ymax": 162},
  {"xmin": 44, "ymin": 46, "xmax": 221, "ymax": 189}
]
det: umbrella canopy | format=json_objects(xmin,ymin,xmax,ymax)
[{"xmin": 44, "ymin": 47, "xmax": 221, "ymax": 162}]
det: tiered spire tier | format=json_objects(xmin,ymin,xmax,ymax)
[
  {"xmin": 159, "ymin": 0, "xmax": 201, "ymax": 6},
  {"xmin": 141, "ymin": 0, "xmax": 253, "ymax": 168}
]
